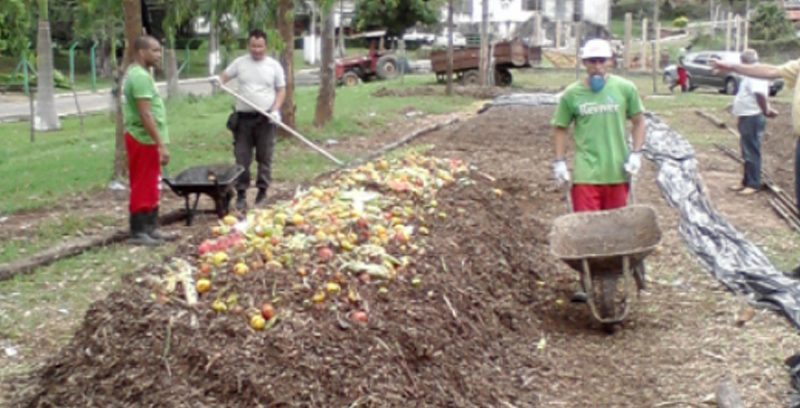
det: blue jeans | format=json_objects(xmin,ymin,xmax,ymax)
[{"xmin": 737, "ymin": 114, "xmax": 765, "ymax": 189}]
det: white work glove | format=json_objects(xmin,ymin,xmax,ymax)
[
  {"xmin": 269, "ymin": 110, "xmax": 282, "ymax": 124},
  {"xmin": 208, "ymin": 75, "xmax": 221, "ymax": 85},
  {"xmin": 552, "ymin": 159, "xmax": 570, "ymax": 186},
  {"xmin": 624, "ymin": 151, "xmax": 642, "ymax": 175}
]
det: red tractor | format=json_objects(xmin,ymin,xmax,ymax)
[{"xmin": 335, "ymin": 30, "xmax": 401, "ymax": 86}]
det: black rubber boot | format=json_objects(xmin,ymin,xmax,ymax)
[
  {"xmin": 236, "ymin": 190, "xmax": 247, "ymax": 211},
  {"xmin": 255, "ymin": 188, "xmax": 267, "ymax": 206},
  {"xmin": 146, "ymin": 207, "xmax": 178, "ymax": 242},
  {"xmin": 129, "ymin": 213, "xmax": 163, "ymax": 246}
]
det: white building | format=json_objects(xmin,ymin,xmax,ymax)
[{"xmin": 446, "ymin": 0, "xmax": 610, "ymax": 39}]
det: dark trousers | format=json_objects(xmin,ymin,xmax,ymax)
[
  {"xmin": 233, "ymin": 113, "xmax": 276, "ymax": 192},
  {"xmin": 737, "ymin": 114, "xmax": 765, "ymax": 189}
]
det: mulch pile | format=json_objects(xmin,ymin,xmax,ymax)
[{"xmin": 8, "ymin": 110, "xmax": 562, "ymax": 407}]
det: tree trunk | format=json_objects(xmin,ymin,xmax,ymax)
[
  {"xmin": 279, "ymin": 0, "xmax": 296, "ymax": 133},
  {"xmin": 314, "ymin": 3, "xmax": 335, "ymax": 128},
  {"xmin": 34, "ymin": 0, "xmax": 61, "ymax": 132},
  {"xmin": 209, "ymin": 11, "xmax": 219, "ymax": 92},
  {"xmin": 445, "ymin": 0, "xmax": 454, "ymax": 96},
  {"xmin": 165, "ymin": 47, "xmax": 180, "ymax": 98},
  {"xmin": 116, "ymin": 0, "xmax": 144, "ymax": 181},
  {"xmin": 479, "ymin": 0, "xmax": 489, "ymax": 87},
  {"xmin": 165, "ymin": 34, "xmax": 180, "ymax": 99}
]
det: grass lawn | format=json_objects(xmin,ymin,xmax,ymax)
[{"xmin": 0, "ymin": 75, "xmax": 471, "ymax": 216}]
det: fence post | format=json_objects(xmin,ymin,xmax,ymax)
[
  {"xmin": 624, "ymin": 13, "xmax": 632, "ymax": 72},
  {"xmin": 90, "ymin": 42, "xmax": 98, "ymax": 91},
  {"xmin": 69, "ymin": 41, "xmax": 79, "ymax": 85},
  {"xmin": 726, "ymin": 12, "xmax": 732, "ymax": 52},
  {"xmin": 641, "ymin": 18, "xmax": 648, "ymax": 72},
  {"xmin": 556, "ymin": 20, "xmax": 562, "ymax": 49}
]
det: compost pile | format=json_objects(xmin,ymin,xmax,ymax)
[{"xmin": 10, "ymin": 150, "xmax": 555, "ymax": 407}]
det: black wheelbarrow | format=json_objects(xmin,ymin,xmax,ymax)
[
  {"xmin": 549, "ymin": 204, "xmax": 662, "ymax": 332},
  {"xmin": 163, "ymin": 165, "xmax": 244, "ymax": 226}
]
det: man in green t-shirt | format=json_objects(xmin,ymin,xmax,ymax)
[
  {"xmin": 122, "ymin": 35, "xmax": 175, "ymax": 246},
  {"xmin": 551, "ymin": 38, "xmax": 646, "ymax": 212}
]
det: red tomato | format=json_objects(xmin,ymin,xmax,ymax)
[
  {"xmin": 351, "ymin": 311, "xmax": 367, "ymax": 323},
  {"xmin": 261, "ymin": 303, "xmax": 276, "ymax": 320}
]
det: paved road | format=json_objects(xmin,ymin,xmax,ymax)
[{"xmin": 0, "ymin": 71, "xmax": 320, "ymax": 123}]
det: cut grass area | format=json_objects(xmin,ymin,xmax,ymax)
[
  {"xmin": 0, "ymin": 75, "xmax": 471, "ymax": 215},
  {"xmin": 0, "ymin": 214, "xmax": 118, "ymax": 264}
]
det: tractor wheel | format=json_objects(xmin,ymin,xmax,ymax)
[
  {"xmin": 495, "ymin": 68, "xmax": 513, "ymax": 87},
  {"xmin": 375, "ymin": 55, "xmax": 399, "ymax": 80},
  {"xmin": 342, "ymin": 71, "xmax": 360, "ymax": 87},
  {"xmin": 461, "ymin": 69, "xmax": 480, "ymax": 86}
]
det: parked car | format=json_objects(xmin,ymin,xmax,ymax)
[
  {"xmin": 403, "ymin": 28, "xmax": 435, "ymax": 45},
  {"xmin": 663, "ymin": 51, "xmax": 784, "ymax": 96},
  {"xmin": 433, "ymin": 31, "xmax": 467, "ymax": 48}
]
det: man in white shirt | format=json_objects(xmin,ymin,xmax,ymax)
[
  {"xmin": 729, "ymin": 49, "xmax": 777, "ymax": 195},
  {"xmin": 211, "ymin": 29, "xmax": 286, "ymax": 210}
]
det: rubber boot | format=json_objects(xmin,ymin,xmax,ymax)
[
  {"xmin": 236, "ymin": 190, "xmax": 247, "ymax": 211},
  {"xmin": 146, "ymin": 207, "xmax": 178, "ymax": 242},
  {"xmin": 129, "ymin": 213, "xmax": 163, "ymax": 246},
  {"xmin": 254, "ymin": 188, "xmax": 267, "ymax": 206}
]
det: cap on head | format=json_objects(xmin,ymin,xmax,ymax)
[{"xmin": 581, "ymin": 39, "xmax": 612, "ymax": 60}]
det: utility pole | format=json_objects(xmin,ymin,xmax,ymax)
[
  {"xmin": 446, "ymin": 0, "xmax": 454, "ymax": 95},
  {"xmin": 652, "ymin": 0, "xmax": 659, "ymax": 94},
  {"xmin": 479, "ymin": 0, "xmax": 489, "ymax": 86}
]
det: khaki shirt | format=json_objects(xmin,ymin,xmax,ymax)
[{"xmin": 779, "ymin": 60, "xmax": 800, "ymax": 136}]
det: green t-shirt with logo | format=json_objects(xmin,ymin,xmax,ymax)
[
  {"xmin": 122, "ymin": 64, "xmax": 169, "ymax": 145},
  {"xmin": 551, "ymin": 75, "xmax": 644, "ymax": 185}
]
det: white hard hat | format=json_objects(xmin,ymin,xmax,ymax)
[{"xmin": 581, "ymin": 39, "xmax": 613, "ymax": 59}]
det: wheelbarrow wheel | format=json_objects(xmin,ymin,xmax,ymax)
[{"xmin": 597, "ymin": 273, "xmax": 619, "ymax": 333}]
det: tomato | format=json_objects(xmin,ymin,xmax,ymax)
[
  {"xmin": 198, "ymin": 263, "xmax": 211, "ymax": 276},
  {"xmin": 261, "ymin": 303, "xmax": 276, "ymax": 320}
]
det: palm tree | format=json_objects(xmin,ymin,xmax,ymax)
[{"xmin": 35, "ymin": 0, "xmax": 61, "ymax": 131}]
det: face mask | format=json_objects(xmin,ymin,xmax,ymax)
[{"xmin": 589, "ymin": 75, "xmax": 605, "ymax": 93}]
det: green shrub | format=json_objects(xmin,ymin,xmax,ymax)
[{"xmin": 673, "ymin": 16, "xmax": 689, "ymax": 29}]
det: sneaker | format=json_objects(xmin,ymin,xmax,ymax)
[
  {"xmin": 738, "ymin": 187, "xmax": 759, "ymax": 196},
  {"xmin": 255, "ymin": 188, "xmax": 267, "ymax": 206},
  {"xmin": 729, "ymin": 184, "xmax": 745, "ymax": 192}
]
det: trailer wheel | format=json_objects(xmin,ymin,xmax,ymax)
[
  {"xmin": 376, "ymin": 55, "xmax": 399, "ymax": 80},
  {"xmin": 342, "ymin": 71, "xmax": 360, "ymax": 87},
  {"xmin": 461, "ymin": 69, "xmax": 480, "ymax": 86},
  {"xmin": 436, "ymin": 73, "xmax": 446, "ymax": 84},
  {"xmin": 495, "ymin": 68, "xmax": 513, "ymax": 87}
]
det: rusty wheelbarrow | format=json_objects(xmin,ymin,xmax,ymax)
[
  {"xmin": 162, "ymin": 165, "xmax": 244, "ymax": 226},
  {"xmin": 549, "ymin": 205, "xmax": 662, "ymax": 333}
]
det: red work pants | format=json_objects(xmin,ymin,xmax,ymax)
[
  {"xmin": 125, "ymin": 132, "xmax": 161, "ymax": 215},
  {"xmin": 571, "ymin": 184, "xmax": 629, "ymax": 213}
]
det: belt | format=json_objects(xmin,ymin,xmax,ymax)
[{"xmin": 236, "ymin": 111, "xmax": 263, "ymax": 118}]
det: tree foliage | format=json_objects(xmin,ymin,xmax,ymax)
[
  {"xmin": 352, "ymin": 0, "xmax": 442, "ymax": 37},
  {"xmin": 0, "ymin": 0, "xmax": 32, "ymax": 56},
  {"xmin": 750, "ymin": 3, "xmax": 795, "ymax": 42}
]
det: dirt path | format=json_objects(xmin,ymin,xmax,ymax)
[{"xmin": 4, "ymin": 101, "xmax": 800, "ymax": 407}]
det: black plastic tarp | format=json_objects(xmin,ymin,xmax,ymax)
[{"xmin": 483, "ymin": 93, "xmax": 800, "ymax": 407}]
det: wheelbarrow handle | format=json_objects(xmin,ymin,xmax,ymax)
[
  {"xmin": 564, "ymin": 183, "xmax": 573, "ymax": 214},
  {"xmin": 628, "ymin": 175, "xmax": 636, "ymax": 206}
]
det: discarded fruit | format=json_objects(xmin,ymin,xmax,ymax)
[
  {"xmin": 196, "ymin": 278, "xmax": 211, "ymax": 294},
  {"xmin": 411, "ymin": 276, "xmax": 422, "ymax": 287},
  {"xmin": 312, "ymin": 290, "xmax": 326, "ymax": 303},
  {"xmin": 419, "ymin": 226, "xmax": 429, "ymax": 236},
  {"xmin": 326, "ymin": 282, "xmax": 342, "ymax": 295},
  {"xmin": 223, "ymin": 215, "xmax": 238, "ymax": 226},
  {"xmin": 213, "ymin": 252, "xmax": 229, "ymax": 266},
  {"xmin": 250, "ymin": 315, "xmax": 266, "ymax": 330},
  {"xmin": 233, "ymin": 262, "xmax": 249, "ymax": 276},
  {"xmin": 352, "ymin": 310, "xmax": 368, "ymax": 323},
  {"xmin": 212, "ymin": 299, "xmax": 227, "ymax": 313},
  {"xmin": 378, "ymin": 286, "xmax": 389, "ymax": 297},
  {"xmin": 198, "ymin": 263, "xmax": 211, "ymax": 276},
  {"xmin": 261, "ymin": 303, "xmax": 276, "ymax": 320}
]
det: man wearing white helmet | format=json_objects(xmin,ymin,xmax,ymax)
[{"xmin": 551, "ymin": 38, "xmax": 647, "ymax": 212}]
